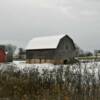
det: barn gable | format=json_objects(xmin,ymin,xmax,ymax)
[
  {"xmin": 57, "ymin": 35, "xmax": 76, "ymax": 50},
  {"xmin": 55, "ymin": 35, "xmax": 76, "ymax": 60}
]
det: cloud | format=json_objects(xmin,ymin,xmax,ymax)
[
  {"xmin": 0, "ymin": 0, "xmax": 100, "ymax": 51},
  {"xmin": 58, "ymin": 0, "xmax": 100, "ymax": 19},
  {"xmin": 35, "ymin": 0, "xmax": 100, "ymax": 21}
]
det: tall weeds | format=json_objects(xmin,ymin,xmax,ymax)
[{"xmin": 0, "ymin": 62, "xmax": 100, "ymax": 100}]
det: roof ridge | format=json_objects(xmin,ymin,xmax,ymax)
[{"xmin": 33, "ymin": 34, "xmax": 66, "ymax": 39}]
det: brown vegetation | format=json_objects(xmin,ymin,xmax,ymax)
[{"xmin": 0, "ymin": 63, "xmax": 100, "ymax": 100}]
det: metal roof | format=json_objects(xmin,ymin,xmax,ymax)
[{"xmin": 26, "ymin": 34, "xmax": 67, "ymax": 50}]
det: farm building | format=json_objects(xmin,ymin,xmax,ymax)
[
  {"xmin": 26, "ymin": 34, "xmax": 77, "ymax": 64},
  {"xmin": 0, "ymin": 45, "xmax": 6, "ymax": 63},
  {"xmin": 0, "ymin": 45, "xmax": 13, "ymax": 63}
]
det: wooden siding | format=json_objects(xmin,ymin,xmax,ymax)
[{"xmin": 26, "ymin": 49, "xmax": 56, "ymax": 59}]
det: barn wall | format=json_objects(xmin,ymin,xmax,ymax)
[
  {"xmin": 26, "ymin": 58, "xmax": 64, "ymax": 64},
  {"xmin": 26, "ymin": 49, "xmax": 56, "ymax": 59}
]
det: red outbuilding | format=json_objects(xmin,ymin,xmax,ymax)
[{"xmin": 0, "ymin": 46, "xmax": 6, "ymax": 63}]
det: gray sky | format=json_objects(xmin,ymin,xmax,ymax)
[{"xmin": 0, "ymin": 0, "xmax": 100, "ymax": 51}]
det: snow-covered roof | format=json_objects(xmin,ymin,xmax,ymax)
[{"xmin": 26, "ymin": 34, "xmax": 66, "ymax": 50}]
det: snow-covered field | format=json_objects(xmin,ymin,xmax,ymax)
[
  {"xmin": 13, "ymin": 60, "xmax": 100, "ymax": 72},
  {"xmin": 0, "ymin": 60, "xmax": 99, "ymax": 77},
  {"xmin": 12, "ymin": 61, "xmax": 58, "ymax": 73},
  {"xmin": 0, "ymin": 60, "xmax": 100, "ymax": 78},
  {"xmin": 0, "ymin": 60, "xmax": 99, "ymax": 72}
]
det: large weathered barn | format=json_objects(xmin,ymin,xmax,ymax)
[{"xmin": 26, "ymin": 34, "xmax": 77, "ymax": 64}]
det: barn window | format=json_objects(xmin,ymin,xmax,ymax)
[{"xmin": 65, "ymin": 45, "xmax": 68, "ymax": 50}]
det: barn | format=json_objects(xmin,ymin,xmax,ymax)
[
  {"xmin": 26, "ymin": 34, "xmax": 77, "ymax": 64},
  {"xmin": 0, "ymin": 45, "xmax": 6, "ymax": 63},
  {"xmin": 0, "ymin": 45, "xmax": 13, "ymax": 63}
]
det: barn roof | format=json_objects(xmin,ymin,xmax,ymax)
[
  {"xmin": 0, "ymin": 45, "xmax": 6, "ymax": 50},
  {"xmin": 26, "ymin": 34, "xmax": 68, "ymax": 50}
]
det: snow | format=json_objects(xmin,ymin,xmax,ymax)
[
  {"xmin": 0, "ymin": 61, "xmax": 100, "ymax": 80},
  {"xmin": 26, "ymin": 34, "xmax": 66, "ymax": 50},
  {"xmin": 12, "ymin": 60, "xmax": 58, "ymax": 73},
  {"xmin": 12, "ymin": 61, "xmax": 100, "ymax": 79},
  {"xmin": 13, "ymin": 61, "xmax": 100, "ymax": 72}
]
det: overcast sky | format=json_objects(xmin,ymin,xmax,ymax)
[{"xmin": 0, "ymin": 0, "xmax": 100, "ymax": 51}]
